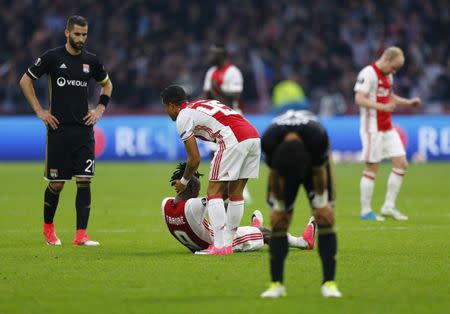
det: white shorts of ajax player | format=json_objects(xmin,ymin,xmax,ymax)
[
  {"xmin": 232, "ymin": 226, "xmax": 264, "ymax": 252},
  {"xmin": 209, "ymin": 138, "xmax": 261, "ymax": 181},
  {"xmin": 360, "ymin": 129, "xmax": 405, "ymax": 163}
]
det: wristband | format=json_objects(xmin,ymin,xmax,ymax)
[
  {"xmin": 180, "ymin": 177, "xmax": 190, "ymax": 186},
  {"xmin": 99, "ymin": 94, "xmax": 110, "ymax": 107},
  {"xmin": 312, "ymin": 191, "xmax": 328, "ymax": 208}
]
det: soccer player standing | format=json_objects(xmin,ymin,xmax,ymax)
[
  {"xmin": 161, "ymin": 85, "xmax": 260, "ymax": 255},
  {"xmin": 202, "ymin": 44, "xmax": 254, "ymax": 202},
  {"xmin": 202, "ymin": 44, "xmax": 243, "ymax": 113},
  {"xmin": 354, "ymin": 47, "xmax": 420, "ymax": 221},
  {"xmin": 260, "ymin": 110, "xmax": 341, "ymax": 298},
  {"xmin": 19, "ymin": 15, "xmax": 113, "ymax": 246}
]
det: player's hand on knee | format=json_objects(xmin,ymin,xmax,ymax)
[
  {"xmin": 37, "ymin": 109, "xmax": 59, "ymax": 129},
  {"xmin": 314, "ymin": 204, "xmax": 335, "ymax": 226}
]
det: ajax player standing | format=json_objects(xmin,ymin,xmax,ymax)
[{"xmin": 354, "ymin": 47, "xmax": 421, "ymax": 221}]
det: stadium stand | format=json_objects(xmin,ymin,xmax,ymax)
[{"xmin": 0, "ymin": 0, "xmax": 449, "ymax": 114}]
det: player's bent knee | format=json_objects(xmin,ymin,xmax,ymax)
[
  {"xmin": 271, "ymin": 212, "xmax": 291, "ymax": 231},
  {"xmin": 314, "ymin": 206, "xmax": 335, "ymax": 227},
  {"xmin": 49, "ymin": 181, "xmax": 65, "ymax": 192}
]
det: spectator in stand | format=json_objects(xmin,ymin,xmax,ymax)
[{"xmin": 0, "ymin": 0, "xmax": 449, "ymax": 113}]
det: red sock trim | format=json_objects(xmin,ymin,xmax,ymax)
[
  {"xmin": 229, "ymin": 196, "xmax": 244, "ymax": 202},
  {"xmin": 207, "ymin": 195, "xmax": 223, "ymax": 200}
]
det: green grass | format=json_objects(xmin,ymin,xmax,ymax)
[{"xmin": 0, "ymin": 162, "xmax": 449, "ymax": 314}]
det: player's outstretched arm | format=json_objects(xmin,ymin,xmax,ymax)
[
  {"xmin": 19, "ymin": 74, "xmax": 59, "ymax": 129},
  {"xmin": 312, "ymin": 166, "xmax": 334, "ymax": 226},
  {"xmin": 172, "ymin": 137, "xmax": 201, "ymax": 194},
  {"xmin": 84, "ymin": 79, "xmax": 113, "ymax": 125}
]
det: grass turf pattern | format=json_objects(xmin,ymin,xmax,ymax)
[{"xmin": 0, "ymin": 162, "xmax": 449, "ymax": 314}]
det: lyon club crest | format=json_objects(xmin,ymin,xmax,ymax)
[{"xmin": 83, "ymin": 64, "xmax": 90, "ymax": 73}]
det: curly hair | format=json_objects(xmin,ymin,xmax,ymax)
[{"xmin": 170, "ymin": 162, "xmax": 203, "ymax": 182}]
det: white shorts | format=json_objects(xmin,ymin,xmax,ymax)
[
  {"xmin": 232, "ymin": 226, "xmax": 264, "ymax": 252},
  {"xmin": 360, "ymin": 129, "xmax": 405, "ymax": 163},
  {"xmin": 209, "ymin": 138, "xmax": 261, "ymax": 181}
]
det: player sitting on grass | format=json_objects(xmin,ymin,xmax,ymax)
[{"xmin": 161, "ymin": 163, "xmax": 316, "ymax": 253}]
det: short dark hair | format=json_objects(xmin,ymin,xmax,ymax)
[
  {"xmin": 161, "ymin": 85, "xmax": 187, "ymax": 106},
  {"xmin": 66, "ymin": 15, "xmax": 88, "ymax": 30},
  {"xmin": 272, "ymin": 140, "xmax": 310, "ymax": 181},
  {"xmin": 210, "ymin": 43, "xmax": 226, "ymax": 53}
]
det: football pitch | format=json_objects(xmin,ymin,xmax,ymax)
[{"xmin": 0, "ymin": 162, "xmax": 449, "ymax": 314}]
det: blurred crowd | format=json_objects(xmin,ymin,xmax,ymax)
[{"xmin": 1, "ymin": 0, "xmax": 449, "ymax": 114}]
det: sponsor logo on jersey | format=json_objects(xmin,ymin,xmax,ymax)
[
  {"xmin": 377, "ymin": 87, "xmax": 390, "ymax": 97},
  {"xmin": 83, "ymin": 64, "xmax": 90, "ymax": 73},
  {"xmin": 34, "ymin": 58, "xmax": 41, "ymax": 66},
  {"xmin": 56, "ymin": 77, "xmax": 87, "ymax": 87},
  {"xmin": 60, "ymin": 63, "xmax": 67, "ymax": 69},
  {"xmin": 49, "ymin": 169, "xmax": 58, "ymax": 178}
]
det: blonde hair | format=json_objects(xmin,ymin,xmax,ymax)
[{"xmin": 382, "ymin": 47, "xmax": 404, "ymax": 62}]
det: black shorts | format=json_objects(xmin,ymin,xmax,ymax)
[
  {"xmin": 45, "ymin": 126, "xmax": 95, "ymax": 181},
  {"xmin": 282, "ymin": 154, "xmax": 335, "ymax": 212}
]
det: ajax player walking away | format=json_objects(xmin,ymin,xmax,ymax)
[
  {"xmin": 19, "ymin": 15, "xmax": 113, "ymax": 246},
  {"xmin": 354, "ymin": 47, "xmax": 421, "ymax": 221},
  {"xmin": 161, "ymin": 163, "xmax": 317, "ymax": 254},
  {"xmin": 161, "ymin": 85, "xmax": 260, "ymax": 255}
]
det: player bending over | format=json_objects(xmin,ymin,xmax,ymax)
[{"xmin": 161, "ymin": 163, "xmax": 316, "ymax": 253}]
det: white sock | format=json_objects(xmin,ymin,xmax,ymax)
[
  {"xmin": 360, "ymin": 171, "xmax": 376, "ymax": 215},
  {"xmin": 207, "ymin": 197, "xmax": 226, "ymax": 248},
  {"xmin": 383, "ymin": 168, "xmax": 405, "ymax": 209},
  {"xmin": 287, "ymin": 233, "xmax": 308, "ymax": 249},
  {"xmin": 243, "ymin": 186, "xmax": 252, "ymax": 204},
  {"xmin": 224, "ymin": 198, "xmax": 244, "ymax": 246}
]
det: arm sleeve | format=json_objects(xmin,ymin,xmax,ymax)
[
  {"xmin": 26, "ymin": 51, "xmax": 52, "ymax": 80},
  {"xmin": 221, "ymin": 66, "xmax": 243, "ymax": 93},
  {"xmin": 353, "ymin": 67, "xmax": 375, "ymax": 94},
  {"xmin": 176, "ymin": 110, "xmax": 195, "ymax": 142},
  {"xmin": 203, "ymin": 67, "xmax": 214, "ymax": 92},
  {"xmin": 184, "ymin": 198, "xmax": 207, "ymax": 225},
  {"xmin": 91, "ymin": 55, "xmax": 109, "ymax": 84}
]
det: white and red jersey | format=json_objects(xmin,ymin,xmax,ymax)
[
  {"xmin": 203, "ymin": 64, "xmax": 243, "ymax": 96},
  {"xmin": 162, "ymin": 197, "xmax": 213, "ymax": 252},
  {"xmin": 354, "ymin": 63, "xmax": 394, "ymax": 132},
  {"xmin": 161, "ymin": 197, "xmax": 264, "ymax": 253},
  {"xmin": 176, "ymin": 99, "xmax": 259, "ymax": 148}
]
